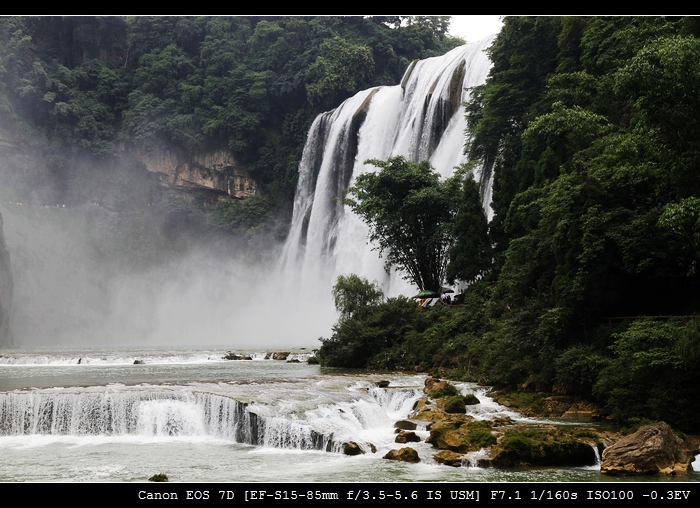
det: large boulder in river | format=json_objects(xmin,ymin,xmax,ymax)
[
  {"xmin": 424, "ymin": 377, "xmax": 459, "ymax": 398},
  {"xmin": 383, "ymin": 447, "xmax": 420, "ymax": 463},
  {"xmin": 600, "ymin": 422, "xmax": 693, "ymax": 475},
  {"xmin": 433, "ymin": 450, "xmax": 464, "ymax": 467},
  {"xmin": 343, "ymin": 441, "xmax": 365, "ymax": 455}
]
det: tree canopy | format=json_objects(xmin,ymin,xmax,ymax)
[{"xmin": 344, "ymin": 156, "xmax": 463, "ymax": 293}]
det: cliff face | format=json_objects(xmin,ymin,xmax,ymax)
[
  {"xmin": 135, "ymin": 145, "xmax": 257, "ymax": 199},
  {"xmin": 0, "ymin": 212, "xmax": 13, "ymax": 347}
]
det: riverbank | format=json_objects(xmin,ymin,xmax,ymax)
[{"xmin": 379, "ymin": 376, "xmax": 699, "ymax": 476}]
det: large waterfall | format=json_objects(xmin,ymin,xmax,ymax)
[{"xmin": 280, "ymin": 36, "xmax": 494, "ymax": 302}]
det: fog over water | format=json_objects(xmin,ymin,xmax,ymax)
[{"xmin": 0, "ymin": 200, "xmax": 333, "ymax": 348}]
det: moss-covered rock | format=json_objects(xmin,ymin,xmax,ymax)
[
  {"xmin": 427, "ymin": 420, "xmax": 497, "ymax": 453},
  {"xmin": 489, "ymin": 426, "xmax": 598, "ymax": 467},
  {"xmin": 424, "ymin": 377, "xmax": 459, "ymax": 398},
  {"xmin": 464, "ymin": 393, "xmax": 479, "ymax": 405},
  {"xmin": 444, "ymin": 395, "xmax": 467, "ymax": 413}
]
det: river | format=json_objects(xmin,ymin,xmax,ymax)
[{"xmin": 1, "ymin": 345, "xmax": 698, "ymax": 484}]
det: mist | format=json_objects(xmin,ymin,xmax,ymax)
[{"xmin": 0, "ymin": 176, "xmax": 337, "ymax": 350}]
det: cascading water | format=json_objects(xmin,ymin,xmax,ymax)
[
  {"xmin": 0, "ymin": 380, "xmax": 424, "ymax": 453},
  {"xmin": 280, "ymin": 36, "xmax": 494, "ymax": 301}
]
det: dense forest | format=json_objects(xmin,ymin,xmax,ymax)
[
  {"xmin": 1, "ymin": 16, "xmax": 700, "ymax": 432},
  {"xmin": 0, "ymin": 16, "xmax": 460, "ymax": 217},
  {"xmin": 318, "ymin": 16, "xmax": 700, "ymax": 433}
]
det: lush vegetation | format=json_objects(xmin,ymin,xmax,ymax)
[
  {"xmin": 0, "ymin": 16, "xmax": 462, "ymax": 215},
  {"xmin": 319, "ymin": 16, "xmax": 700, "ymax": 433}
]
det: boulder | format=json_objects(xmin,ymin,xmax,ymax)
[
  {"xmin": 394, "ymin": 420, "xmax": 418, "ymax": 431},
  {"xmin": 383, "ymin": 447, "xmax": 420, "ymax": 463},
  {"xmin": 427, "ymin": 420, "xmax": 496, "ymax": 454},
  {"xmin": 424, "ymin": 377, "xmax": 459, "ymax": 398},
  {"xmin": 600, "ymin": 422, "xmax": 693, "ymax": 475},
  {"xmin": 434, "ymin": 450, "xmax": 464, "ymax": 467},
  {"xmin": 444, "ymin": 395, "xmax": 467, "ymax": 414},
  {"xmin": 395, "ymin": 431, "xmax": 421, "ymax": 444},
  {"xmin": 342, "ymin": 441, "xmax": 365, "ymax": 456},
  {"xmin": 464, "ymin": 393, "xmax": 480, "ymax": 405},
  {"xmin": 489, "ymin": 425, "xmax": 597, "ymax": 467}
]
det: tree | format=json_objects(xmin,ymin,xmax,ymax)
[
  {"xmin": 344, "ymin": 156, "xmax": 461, "ymax": 293},
  {"xmin": 446, "ymin": 168, "xmax": 491, "ymax": 285},
  {"xmin": 331, "ymin": 274, "xmax": 384, "ymax": 322}
]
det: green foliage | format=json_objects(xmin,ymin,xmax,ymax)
[
  {"xmin": 0, "ymin": 15, "xmax": 461, "ymax": 208},
  {"xmin": 331, "ymin": 274, "xmax": 384, "ymax": 322},
  {"xmin": 213, "ymin": 195, "xmax": 271, "ymax": 235},
  {"xmin": 445, "ymin": 168, "xmax": 491, "ymax": 285},
  {"xmin": 344, "ymin": 156, "xmax": 462, "ymax": 293},
  {"xmin": 148, "ymin": 473, "xmax": 169, "ymax": 482},
  {"xmin": 306, "ymin": 36, "xmax": 374, "ymax": 109},
  {"xmin": 594, "ymin": 318, "xmax": 700, "ymax": 431}
]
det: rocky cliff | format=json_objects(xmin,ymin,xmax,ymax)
[{"xmin": 135, "ymin": 144, "xmax": 257, "ymax": 199}]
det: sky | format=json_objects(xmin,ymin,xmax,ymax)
[{"xmin": 448, "ymin": 15, "xmax": 504, "ymax": 42}]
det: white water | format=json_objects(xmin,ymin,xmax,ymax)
[
  {"xmin": 1, "ymin": 346, "xmax": 698, "ymax": 482},
  {"xmin": 279, "ymin": 37, "xmax": 494, "ymax": 303}
]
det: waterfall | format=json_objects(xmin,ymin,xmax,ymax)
[
  {"xmin": 280, "ymin": 36, "xmax": 495, "ymax": 300},
  {"xmin": 0, "ymin": 384, "xmax": 424, "ymax": 453}
]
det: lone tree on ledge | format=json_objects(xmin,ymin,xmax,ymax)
[{"xmin": 344, "ymin": 156, "xmax": 463, "ymax": 293}]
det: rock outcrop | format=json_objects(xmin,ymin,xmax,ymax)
[
  {"xmin": 600, "ymin": 421, "xmax": 693, "ymax": 475},
  {"xmin": 136, "ymin": 145, "xmax": 257, "ymax": 199}
]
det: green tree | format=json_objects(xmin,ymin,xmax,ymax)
[
  {"xmin": 446, "ymin": 168, "xmax": 491, "ymax": 285},
  {"xmin": 305, "ymin": 36, "xmax": 374, "ymax": 109},
  {"xmin": 331, "ymin": 274, "xmax": 384, "ymax": 322},
  {"xmin": 344, "ymin": 156, "xmax": 462, "ymax": 293}
]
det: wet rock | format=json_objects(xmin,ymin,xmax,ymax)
[
  {"xmin": 433, "ymin": 450, "xmax": 464, "ymax": 467},
  {"xmin": 424, "ymin": 377, "xmax": 459, "ymax": 398},
  {"xmin": 133, "ymin": 359, "xmax": 145, "ymax": 364},
  {"xmin": 383, "ymin": 447, "xmax": 420, "ymax": 463},
  {"xmin": 395, "ymin": 431, "xmax": 421, "ymax": 444},
  {"xmin": 343, "ymin": 441, "xmax": 365, "ymax": 456},
  {"xmin": 601, "ymin": 422, "xmax": 693, "ymax": 475},
  {"xmin": 490, "ymin": 425, "xmax": 598, "ymax": 467},
  {"xmin": 394, "ymin": 420, "xmax": 418, "ymax": 431},
  {"xmin": 375, "ymin": 380, "xmax": 390, "ymax": 388},
  {"xmin": 444, "ymin": 395, "xmax": 467, "ymax": 414},
  {"xmin": 463, "ymin": 393, "xmax": 480, "ymax": 405},
  {"xmin": 427, "ymin": 420, "xmax": 496, "ymax": 454},
  {"xmin": 224, "ymin": 352, "xmax": 252, "ymax": 360},
  {"xmin": 272, "ymin": 352, "xmax": 290, "ymax": 360}
]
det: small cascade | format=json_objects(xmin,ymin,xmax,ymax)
[
  {"xmin": 280, "ymin": 36, "xmax": 495, "ymax": 300},
  {"xmin": 592, "ymin": 444, "xmax": 602, "ymax": 467},
  {"xmin": 0, "ymin": 382, "xmax": 425, "ymax": 453},
  {"xmin": 462, "ymin": 447, "xmax": 489, "ymax": 468}
]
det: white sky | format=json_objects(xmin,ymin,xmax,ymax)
[{"xmin": 448, "ymin": 15, "xmax": 504, "ymax": 42}]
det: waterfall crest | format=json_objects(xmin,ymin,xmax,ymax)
[
  {"xmin": 280, "ymin": 36, "xmax": 494, "ymax": 301},
  {"xmin": 0, "ymin": 384, "xmax": 423, "ymax": 453}
]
